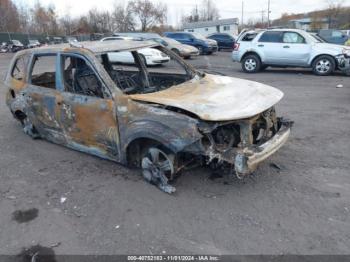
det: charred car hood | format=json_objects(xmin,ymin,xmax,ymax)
[{"xmin": 129, "ymin": 74, "xmax": 284, "ymax": 121}]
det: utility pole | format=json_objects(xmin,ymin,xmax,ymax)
[
  {"xmin": 241, "ymin": 0, "xmax": 244, "ymax": 28},
  {"xmin": 267, "ymin": 0, "xmax": 271, "ymax": 28},
  {"xmin": 207, "ymin": 0, "xmax": 210, "ymax": 20},
  {"xmin": 261, "ymin": 10, "xmax": 265, "ymax": 25}
]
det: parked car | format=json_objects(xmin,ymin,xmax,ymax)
[
  {"xmin": 164, "ymin": 32, "xmax": 218, "ymax": 55},
  {"xmin": 113, "ymin": 33, "xmax": 199, "ymax": 59},
  {"xmin": 5, "ymin": 40, "xmax": 292, "ymax": 193},
  {"xmin": 27, "ymin": 39, "xmax": 41, "ymax": 48},
  {"xmin": 114, "ymin": 32, "xmax": 161, "ymax": 39},
  {"xmin": 8, "ymin": 40, "xmax": 25, "ymax": 52},
  {"xmin": 0, "ymin": 42, "xmax": 10, "ymax": 53},
  {"xmin": 65, "ymin": 36, "xmax": 78, "ymax": 43},
  {"xmin": 100, "ymin": 37, "xmax": 170, "ymax": 65},
  {"xmin": 232, "ymin": 28, "xmax": 350, "ymax": 75},
  {"xmin": 149, "ymin": 37, "xmax": 199, "ymax": 59},
  {"xmin": 318, "ymin": 29, "xmax": 349, "ymax": 45},
  {"xmin": 207, "ymin": 33, "xmax": 235, "ymax": 51}
]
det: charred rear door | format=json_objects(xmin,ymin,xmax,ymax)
[
  {"xmin": 57, "ymin": 54, "xmax": 120, "ymax": 161},
  {"xmin": 26, "ymin": 53, "xmax": 66, "ymax": 143}
]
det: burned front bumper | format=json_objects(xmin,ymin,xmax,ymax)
[
  {"xmin": 186, "ymin": 115, "xmax": 293, "ymax": 176},
  {"xmin": 234, "ymin": 119, "xmax": 292, "ymax": 175}
]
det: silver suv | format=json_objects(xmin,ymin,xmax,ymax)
[{"xmin": 232, "ymin": 29, "xmax": 350, "ymax": 75}]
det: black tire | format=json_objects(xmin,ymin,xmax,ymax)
[
  {"xmin": 172, "ymin": 49, "xmax": 181, "ymax": 56},
  {"xmin": 197, "ymin": 46, "xmax": 204, "ymax": 55},
  {"xmin": 241, "ymin": 54, "xmax": 261, "ymax": 73},
  {"xmin": 312, "ymin": 55, "xmax": 335, "ymax": 76}
]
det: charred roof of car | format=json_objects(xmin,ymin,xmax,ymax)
[{"xmin": 16, "ymin": 40, "xmax": 160, "ymax": 55}]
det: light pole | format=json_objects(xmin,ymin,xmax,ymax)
[
  {"xmin": 241, "ymin": 0, "xmax": 244, "ymax": 28},
  {"xmin": 267, "ymin": 0, "xmax": 271, "ymax": 28}
]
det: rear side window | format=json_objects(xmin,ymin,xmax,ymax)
[
  {"xmin": 241, "ymin": 33, "xmax": 257, "ymax": 41},
  {"xmin": 283, "ymin": 32, "xmax": 305, "ymax": 43},
  {"xmin": 30, "ymin": 54, "xmax": 56, "ymax": 89},
  {"xmin": 11, "ymin": 55, "xmax": 29, "ymax": 81},
  {"xmin": 259, "ymin": 31, "xmax": 282, "ymax": 43}
]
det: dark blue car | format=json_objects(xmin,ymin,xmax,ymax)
[
  {"xmin": 164, "ymin": 32, "xmax": 218, "ymax": 55},
  {"xmin": 318, "ymin": 30, "xmax": 349, "ymax": 45},
  {"xmin": 207, "ymin": 33, "xmax": 235, "ymax": 51}
]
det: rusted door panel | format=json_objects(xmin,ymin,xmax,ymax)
[
  {"xmin": 58, "ymin": 92, "xmax": 120, "ymax": 161},
  {"xmin": 25, "ymin": 85, "xmax": 66, "ymax": 144}
]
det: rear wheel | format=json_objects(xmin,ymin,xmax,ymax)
[
  {"xmin": 241, "ymin": 54, "xmax": 261, "ymax": 73},
  {"xmin": 15, "ymin": 112, "xmax": 40, "ymax": 139},
  {"xmin": 312, "ymin": 55, "xmax": 335, "ymax": 76}
]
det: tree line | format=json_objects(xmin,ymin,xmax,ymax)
[{"xmin": 0, "ymin": 0, "xmax": 221, "ymax": 36}]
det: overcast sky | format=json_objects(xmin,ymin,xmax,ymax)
[{"xmin": 17, "ymin": 0, "xmax": 350, "ymax": 26}]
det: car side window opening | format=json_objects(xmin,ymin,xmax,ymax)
[
  {"xmin": 241, "ymin": 33, "xmax": 257, "ymax": 42},
  {"xmin": 30, "ymin": 54, "xmax": 56, "ymax": 89},
  {"xmin": 259, "ymin": 31, "xmax": 282, "ymax": 43},
  {"xmin": 283, "ymin": 32, "xmax": 305, "ymax": 44},
  {"xmin": 100, "ymin": 50, "xmax": 145, "ymax": 94},
  {"xmin": 61, "ymin": 55, "xmax": 104, "ymax": 98},
  {"xmin": 12, "ymin": 55, "xmax": 29, "ymax": 81},
  {"xmin": 100, "ymin": 47, "xmax": 194, "ymax": 95}
]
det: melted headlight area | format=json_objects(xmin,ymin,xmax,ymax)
[{"xmin": 193, "ymin": 107, "xmax": 280, "ymax": 172}]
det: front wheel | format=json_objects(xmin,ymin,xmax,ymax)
[
  {"xmin": 312, "ymin": 55, "xmax": 335, "ymax": 76},
  {"xmin": 197, "ymin": 46, "xmax": 204, "ymax": 55},
  {"xmin": 241, "ymin": 54, "xmax": 261, "ymax": 73},
  {"xmin": 141, "ymin": 147, "xmax": 176, "ymax": 194}
]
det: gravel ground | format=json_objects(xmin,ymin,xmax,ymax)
[{"xmin": 0, "ymin": 51, "xmax": 349, "ymax": 255}]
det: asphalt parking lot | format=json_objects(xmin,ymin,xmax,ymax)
[{"xmin": 0, "ymin": 51, "xmax": 350, "ymax": 255}]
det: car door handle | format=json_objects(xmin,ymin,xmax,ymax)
[
  {"xmin": 258, "ymin": 44, "xmax": 264, "ymax": 47},
  {"xmin": 283, "ymin": 45, "xmax": 290, "ymax": 48}
]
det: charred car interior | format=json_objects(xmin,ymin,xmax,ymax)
[{"xmin": 5, "ymin": 40, "xmax": 292, "ymax": 194}]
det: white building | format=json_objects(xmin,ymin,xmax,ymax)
[{"xmin": 183, "ymin": 18, "xmax": 239, "ymax": 36}]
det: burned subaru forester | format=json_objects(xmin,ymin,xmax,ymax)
[{"xmin": 5, "ymin": 40, "xmax": 292, "ymax": 193}]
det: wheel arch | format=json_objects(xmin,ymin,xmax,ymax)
[
  {"xmin": 124, "ymin": 135, "xmax": 179, "ymax": 167},
  {"xmin": 310, "ymin": 54, "xmax": 337, "ymax": 67},
  {"xmin": 240, "ymin": 51, "xmax": 262, "ymax": 63}
]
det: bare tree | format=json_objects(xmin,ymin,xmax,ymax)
[
  {"xmin": 111, "ymin": 3, "xmax": 136, "ymax": 32},
  {"xmin": 182, "ymin": 0, "xmax": 220, "ymax": 25},
  {"xmin": 128, "ymin": 0, "xmax": 167, "ymax": 32},
  {"xmin": 199, "ymin": 0, "xmax": 220, "ymax": 21},
  {"xmin": 31, "ymin": 2, "xmax": 60, "ymax": 35},
  {"xmin": 0, "ymin": 0, "xmax": 20, "ymax": 32},
  {"xmin": 325, "ymin": 0, "xmax": 344, "ymax": 28}
]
